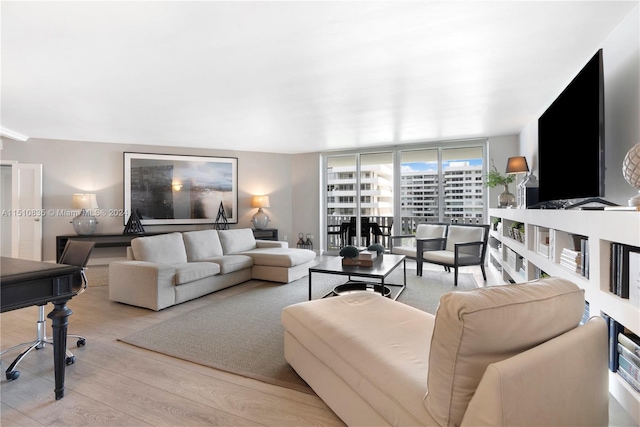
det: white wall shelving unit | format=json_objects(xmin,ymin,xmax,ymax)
[{"xmin": 489, "ymin": 208, "xmax": 640, "ymax": 424}]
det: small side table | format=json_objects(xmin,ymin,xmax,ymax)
[{"xmin": 252, "ymin": 228, "xmax": 278, "ymax": 241}]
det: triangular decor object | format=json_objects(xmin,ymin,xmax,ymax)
[
  {"xmin": 123, "ymin": 209, "xmax": 145, "ymax": 234},
  {"xmin": 214, "ymin": 202, "xmax": 229, "ymax": 230}
]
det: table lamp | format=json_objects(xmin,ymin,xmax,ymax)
[
  {"xmin": 506, "ymin": 156, "xmax": 538, "ymax": 208},
  {"xmin": 251, "ymin": 195, "xmax": 270, "ymax": 230},
  {"xmin": 71, "ymin": 193, "xmax": 99, "ymax": 235}
]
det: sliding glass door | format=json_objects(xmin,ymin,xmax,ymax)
[
  {"xmin": 325, "ymin": 152, "xmax": 394, "ymax": 252},
  {"xmin": 398, "ymin": 146, "xmax": 485, "ymax": 235},
  {"xmin": 323, "ymin": 141, "xmax": 486, "ymax": 253}
]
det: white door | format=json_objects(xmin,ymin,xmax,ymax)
[{"xmin": 0, "ymin": 162, "xmax": 43, "ymax": 260}]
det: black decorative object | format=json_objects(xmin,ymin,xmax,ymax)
[
  {"xmin": 123, "ymin": 209, "xmax": 145, "ymax": 234},
  {"xmin": 297, "ymin": 233, "xmax": 313, "ymax": 250},
  {"xmin": 214, "ymin": 202, "xmax": 229, "ymax": 230}
]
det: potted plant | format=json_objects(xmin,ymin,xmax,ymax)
[
  {"xmin": 367, "ymin": 243, "xmax": 385, "ymax": 257},
  {"xmin": 339, "ymin": 245, "xmax": 360, "ymax": 265},
  {"xmin": 485, "ymin": 160, "xmax": 516, "ymax": 208}
]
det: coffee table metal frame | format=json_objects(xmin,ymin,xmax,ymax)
[{"xmin": 308, "ymin": 254, "xmax": 406, "ymax": 300}]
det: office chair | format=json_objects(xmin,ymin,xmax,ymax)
[{"xmin": 0, "ymin": 240, "xmax": 95, "ymax": 380}]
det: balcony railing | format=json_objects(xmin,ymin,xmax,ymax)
[{"xmin": 326, "ymin": 214, "xmax": 485, "ymax": 250}]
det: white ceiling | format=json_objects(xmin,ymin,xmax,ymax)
[{"xmin": 1, "ymin": 1, "xmax": 637, "ymax": 154}]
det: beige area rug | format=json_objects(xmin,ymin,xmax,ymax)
[
  {"xmin": 117, "ymin": 264, "xmax": 477, "ymax": 394},
  {"xmin": 84, "ymin": 265, "xmax": 109, "ymax": 287}
]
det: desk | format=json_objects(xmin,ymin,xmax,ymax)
[
  {"xmin": 1, "ymin": 257, "xmax": 82, "ymax": 400},
  {"xmin": 56, "ymin": 233, "xmax": 167, "ymax": 261}
]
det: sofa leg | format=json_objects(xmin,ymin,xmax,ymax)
[
  {"xmin": 480, "ymin": 264, "xmax": 487, "ymax": 281},
  {"xmin": 454, "ymin": 268, "xmax": 458, "ymax": 286},
  {"xmin": 417, "ymin": 258, "xmax": 423, "ymax": 276}
]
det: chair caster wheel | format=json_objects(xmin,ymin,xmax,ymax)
[
  {"xmin": 6, "ymin": 370, "xmax": 19, "ymax": 380},
  {"xmin": 66, "ymin": 356, "xmax": 76, "ymax": 365},
  {"xmin": 77, "ymin": 338, "xmax": 86, "ymax": 347}
]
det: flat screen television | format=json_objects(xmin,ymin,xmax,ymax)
[{"xmin": 537, "ymin": 49, "xmax": 610, "ymax": 209}]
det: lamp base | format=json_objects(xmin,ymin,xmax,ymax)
[
  {"xmin": 72, "ymin": 210, "xmax": 98, "ymax": 235},
  {"xmin": 629, "ymin": 192, "xmax": 640, "ymax": 207},
  {"xmin": 251, "ymin": 208, "xmax": 269, "ymax": 230}
]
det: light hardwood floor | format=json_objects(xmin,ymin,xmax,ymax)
[{"xmin": 0, "ymin": 260, "xmax": 637, "ymax": 426}]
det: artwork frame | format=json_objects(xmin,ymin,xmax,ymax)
[{"xmin": 123, "ymin": 152, "xmax": 238, "ymax": 226}]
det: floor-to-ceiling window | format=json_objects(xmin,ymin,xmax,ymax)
[{"xmin": 323, "ymin": 140, "xmax": 486, "ymax": 253}]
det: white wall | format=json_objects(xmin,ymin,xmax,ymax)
[
  {"xmin": 519, "ymin": 5, "xmax": 640, "ymax": 206},
  {"xmin": 0, "ymin": 138, "xmax": 296, "ymax": 262},
  {"xmin": 486, "ymin": 135, "xmax": 521, "ymax": 207}
]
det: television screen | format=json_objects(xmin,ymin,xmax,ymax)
[{"xmin": 537, "ymin": 49, "xmax": 605, "ymax": 206}]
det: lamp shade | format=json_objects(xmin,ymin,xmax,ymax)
[
  {"xmin": 72, "ymin": 193, "xmax": 98, "ymax": 210},
  {"xmin": 251, "ymin": 195, "xmax": 270, "ymax": 208},
  {"xmin": 505, "ymin": 156, "xmax": 529, "ymax": 174}
]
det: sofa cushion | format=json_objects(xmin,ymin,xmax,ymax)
[
  {"xmin": 282, "ymin": 293, "xmax": 437, "ymax": 425},
  {"xmin": 183, "ymin": 230, "xmax": 224, "ymax": 261},
  {"xmin": 205, "ymin": 255, "xmax": 254, "ymax": 274},
  {"xmin": 131, "ymin": 232, "xmax": 188, "ymax": 265},
  {"xmin": 445, "ymin": 225, "xmax": 485, "ymax": 255},
  {"xmin": 218, "ymin": 229, "xmax": 257, "ymax": 254},
  {"xmin": 416, "ymin": 223, "xmax": 447, "ymax": 239},
  {"xmin": 421, "ymin": 250, "xmax": 479, "ymax": 265},
  {"xmin": 424, "ymin": 277, "xmax": 585, "ymax": 427},
  {"xmin": 173, "ymin": 262, "xmax": 220, "ymax": 285},
  {"xmin": 240, "ymin": 248, "xmax": 316, "ymax": 267}
]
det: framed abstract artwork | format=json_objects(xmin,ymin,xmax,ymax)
[{"xmin": 123, "ymin": 152, "xmax": 238, "ymax": 225}]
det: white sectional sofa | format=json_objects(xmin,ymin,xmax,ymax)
[
  {"xmin": 109, "ymin": 228, "xmax": 316, "ymax": 311},
  {"xmin": 281, "ymin": 277, "xmax": 609, "ymax": 426}
]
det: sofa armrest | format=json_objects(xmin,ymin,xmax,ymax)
[
  {"xmin": 460, "ymin": 317, "xmax": 609, "ymax": 427},
  {"xmin": 108, "ymin": 260, "xmax": 177, "ymax": 311},
  {"xmin": 256, "ymin": 240, "xmax": 288, "ymax": 249}
]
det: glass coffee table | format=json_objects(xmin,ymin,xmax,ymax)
[{"xmin": 308, "ymin": 254, "xmax": 406, "ymax": 300}]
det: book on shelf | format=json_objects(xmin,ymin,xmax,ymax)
[
  {"xmin": 618, "ymin": 343, "xmax": 640, "ymax": 370},
  {"xmin": 560, "ymin": 248, "xmax": 581, "ymax": 273},
  {"xmin": 617, "ymin": 366, "xmax": 640, "ymax": 392},
  {"xmin": 605, "ymin": 315, "xmax": 624, "ymax": 372},
  {"xmin": 561, "ymin": 247, "xmax": 580, "ymax": 257},
  {"xmin": 614, "ymin": 330, "xmax": 640, "ymax": 390},
  {"xmin": 610, "ymin": 243, "xmax": 640, "ymax": 299},
  {"xmin": 560, "ymin": 253, "xmax": 581, "ymax": 264},
  {"xmin": 618, "ymin": 333, "xmax": 640, "ymax": 359},
  {"xmin": 628, "ymin": 249, "xmax": 640, "ymax": 306},
  {"xmin": 618, "ymin": 351, "xmax": 640, "ymax": 382},
  {"xmin": 580, "ymin": 238, "xmax": 589, "ymax": 278},
  {"xmin": 560, "ymin": 262, "xmax": 581, "ymax": 274}
]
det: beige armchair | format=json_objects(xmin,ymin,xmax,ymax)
[
  {"xmin": 390, "ymin": 222, "xmax": 449, "ymax": 260},
  {"xmin": 417, "ymin": 223, "xmax": 490, "ymax": 286}
]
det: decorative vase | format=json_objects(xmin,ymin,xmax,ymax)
[
  {"xmin": 251, "ymin": 207, "xmax": 269, "ymax": 229},
  {"xmin": 622, "ymin": 142, "xmax": 640, "ymax": 206},
  {"xmin": 498, "ymin": 184, "xmax": 516, "ymax": 208}
]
